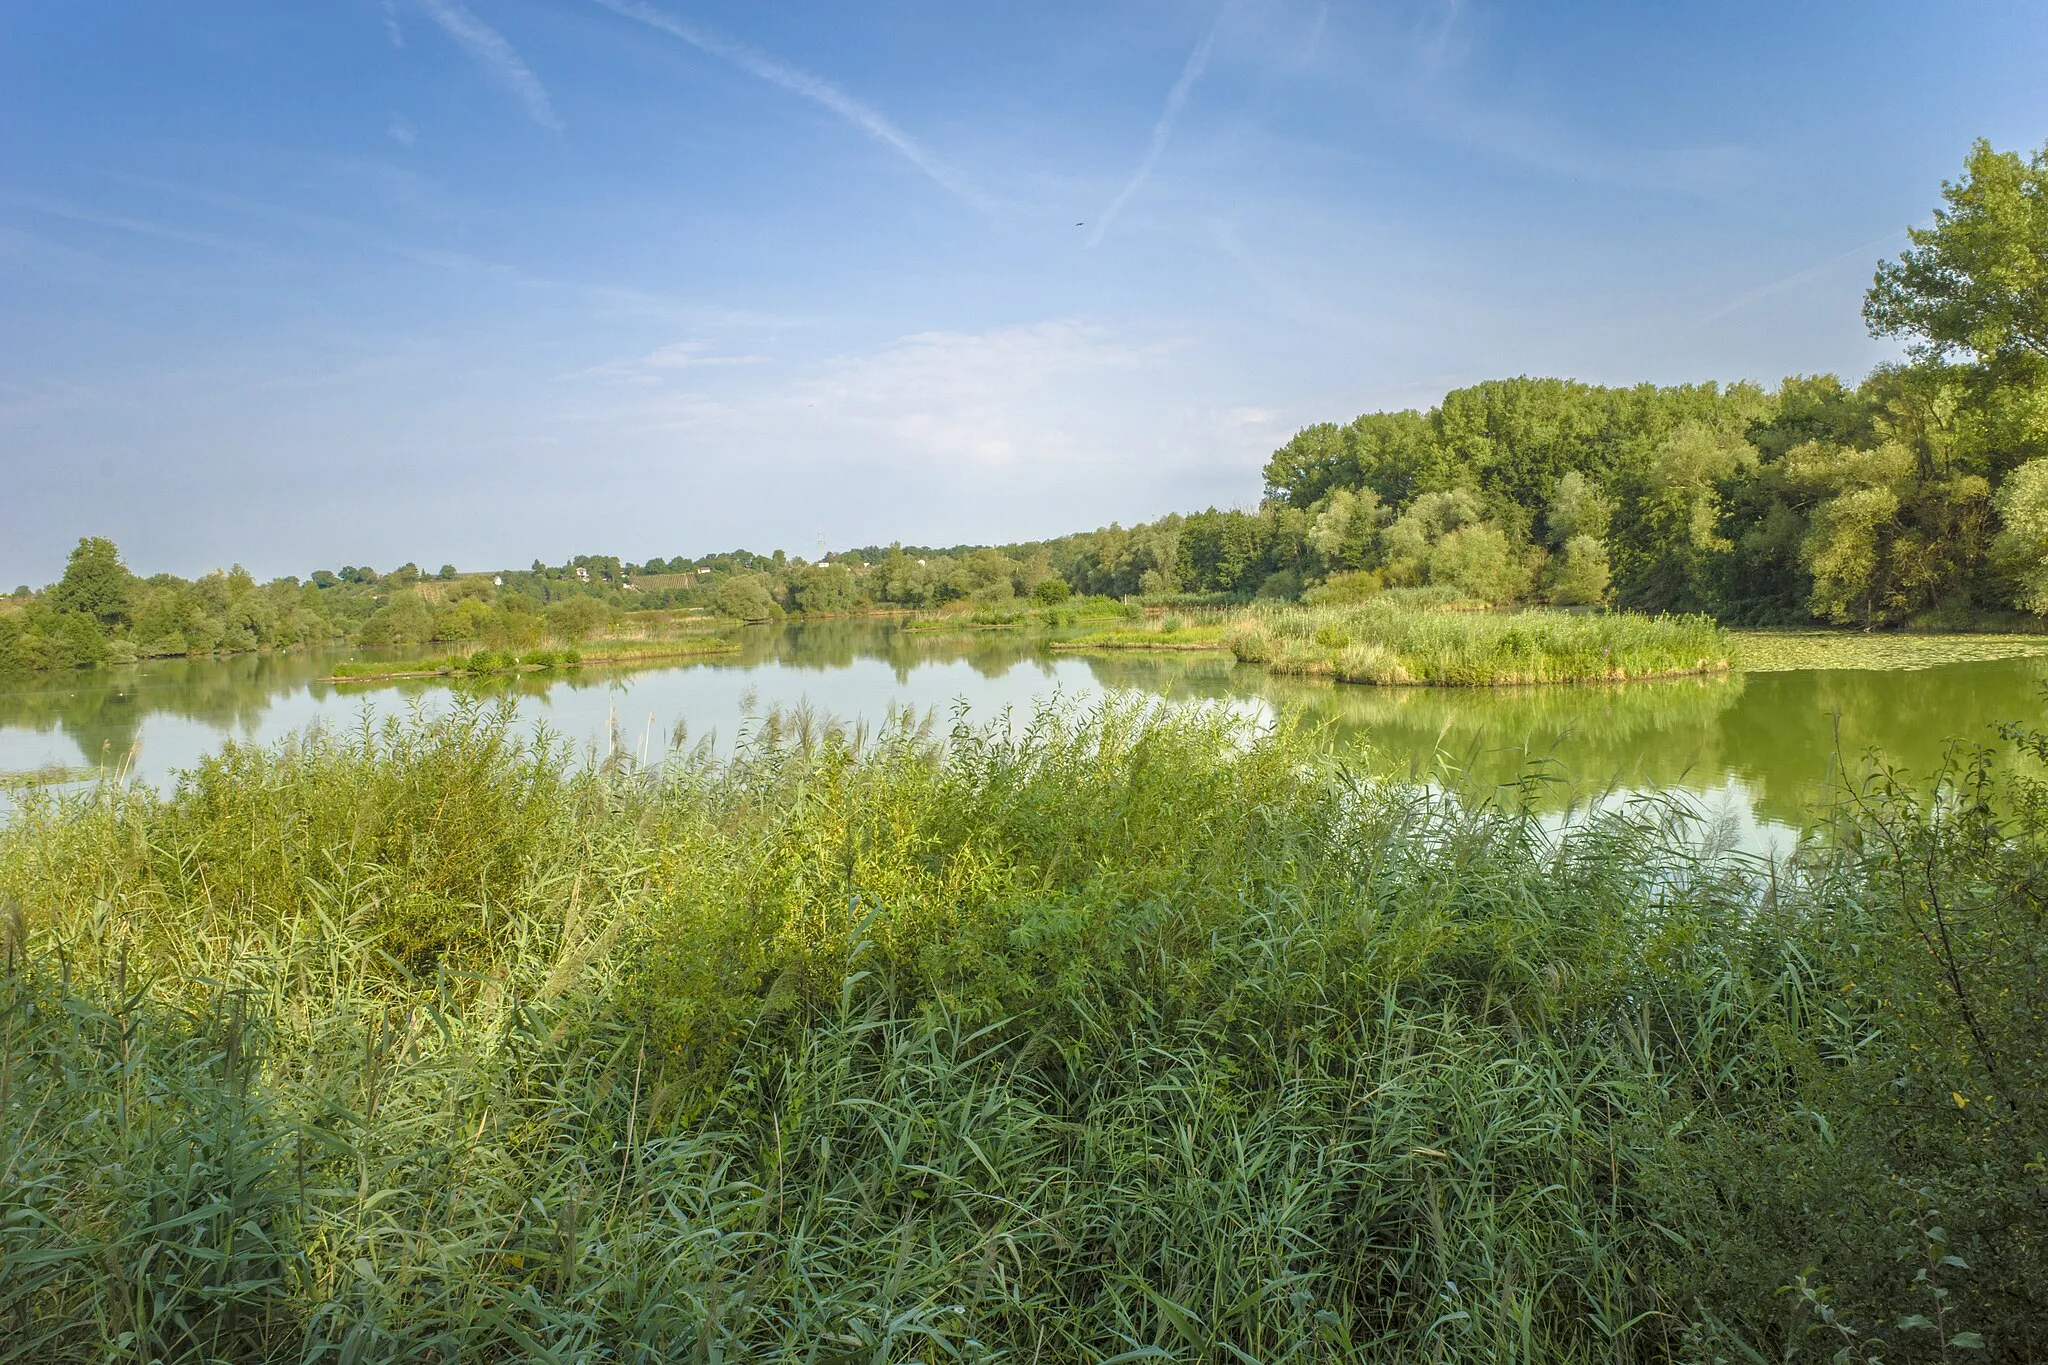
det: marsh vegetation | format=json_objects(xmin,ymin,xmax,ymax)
[
  {"xmin": 1058, "ymin": 595, "xmax": 1731, "ymax": 686},
  {"xmin": 4, "ymin": 699, "xmax": 2046, "ymax": 1360}
]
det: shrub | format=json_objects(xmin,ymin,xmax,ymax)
[{"xmin": 1302, "ymin": 569, "xmax": 1383, "ymax": 605}]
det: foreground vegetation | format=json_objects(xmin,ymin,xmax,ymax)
[{"xmin": 2, "ymin": 700, "xmax": 2044, "ymax": 1361}]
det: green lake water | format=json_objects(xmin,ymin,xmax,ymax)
[{"xmin": 4, "ymin": 620, "xmax": 2045, "ymax": 845}]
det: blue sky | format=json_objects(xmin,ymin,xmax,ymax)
[{"xmin": 3, "ymin": 1, "xmax": 2045, "ymax": 582}]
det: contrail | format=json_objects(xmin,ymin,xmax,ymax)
[
  {"xmin": 1692, "ymin": 229, "xmax": 1908, "ymax": 330},
  {"xmin": 1089, "ymin": 11, "xmax": 1223, "ymax": 248},
  {"xmin": 590, "ymin": 0, "xmax": 990, "ymax": 211},
  {"xmin": 416, "ymin": 0, "xmax": 562, "ymax": 131}
]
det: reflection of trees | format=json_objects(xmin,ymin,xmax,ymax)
[
  {"xmin": 671, "ymin": 621, "xmax": 1053, "ymax": 683},
  {"xmin": 1079, "ymin": 652, "xmax": 2048, "ymax": 826},
  {"xmin": 0, "ymin": 647, "xmax": 443, "ymax": 770},
  {"xmin": 1716, "ymin": 661, "xmax": 2048, "ymax": 825},
  {"xmin": 1080, "ymin": 655, "xmax": 1745, "ymax": 791},
  {"xmin": 0, "ymin": 652, "xmax": 341, "ymax": 766}
]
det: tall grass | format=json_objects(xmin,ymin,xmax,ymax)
[
  {"xmin": 2, "ymin": 698, "xmax": 2044, "ymax": 1361},
  {"xmin": 1228, "ymin": 599, "xmax": 1732, "ymax": 685}
]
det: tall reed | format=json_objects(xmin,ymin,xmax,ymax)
[
  {"xmin": 2, "ymin": 696, "xmax": 2042, "ymax": 1361},
  {"xmin": 1227, "ymin": 599, "xmax": 1732, "ymax": 685}
]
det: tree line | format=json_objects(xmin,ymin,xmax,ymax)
[
  {"xmin": 1057, "ymin": 139, "xmax": 2048, "ymax": 626},
  {"xmin": 6, "ymin": 138, "xmax": 2048, "ymax": 675}
]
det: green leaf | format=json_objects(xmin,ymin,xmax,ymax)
[{"xmin": 1948, "ymin": 1332, "xmax": 1985, "ymax": 1350}]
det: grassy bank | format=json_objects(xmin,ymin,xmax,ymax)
[
  {"xmin": 1050, "ymin": 609, "xmax": 1234, "ymax": 651},
  {"xmin": 902, "ymin": 596, "xmax": 1131, "ymax": 633},
  {"xmin": 3, "ymin": 700, "xmax": 2045, "ymax": 1361},
  {"xmin": 322, "ymin": 637, "xmax": 738, "ymax": 682},
  {"xmin": 1222, "ymin": 599, "xmax": 1732, "ymax": 685}
]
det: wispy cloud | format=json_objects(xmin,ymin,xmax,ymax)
[
  {"xmin": 595, "ymin": 322, "xmax": 1177, "ymax": 467},
  {"xmin": 1216, "ymin": 405, "xmax": 1275, "ymax": 427},
  {"xmin": 88, "ymin": 173, "xmax": 722, "ymax": 322},
  {"xmin": 568, "ymin": 339, "xmax": 771, "ymax": 383},
  {"xmin": 1089, "ymin": 9, "xmax": 1225, "ymax": 247},
  {"xmin": 414, "ymin": 0, "xmax": 562, "ymax": 131},
  {"xmin": 588, "ymin": 0, "xmax": 989, "ymax": 211},
  {"xmin": 0, "ymin": 190, "xmax": 272, "ymax": 258}
]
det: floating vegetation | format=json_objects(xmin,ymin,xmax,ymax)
[
  {"xmin": 0, "ymin": 762, "xmax": 93, "ymax": 791},
  {"xmin": 1735, "ymin": 629, "xmax": 2048, "ymax": 672}
]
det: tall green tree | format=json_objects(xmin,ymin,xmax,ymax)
[
  {"xmin": 1993, "ymin": 456, "xmax": 2048, "ymax": 613},
  {"xmin": 49, "ymin": 536, "xmax": 134, "ymax": 627},
  {"xmin": 1866, "ymin": 138, "xmax": 2048, "ymax": 363}
]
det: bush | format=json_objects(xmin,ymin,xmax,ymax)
[
  {"xmin": 711, "ymin": 574, "xmax": 778, "ymax": 622},
  {"xmin": 545, "ymin": 595, "xmax": 616, "ymax": 642},
  {"xmin": 1303, "ymin": 569, "xmax": 1384, "ymax": 605}
]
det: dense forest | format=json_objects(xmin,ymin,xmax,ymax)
[
  {"xmin": 1058, "ymin": 139, "xmax": 2048, "ymax": 625},
  {"xmin": 6, "ymin": 139, "xmax": 2048, "ymax": 677}
]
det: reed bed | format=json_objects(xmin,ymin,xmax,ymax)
[
  {"xmin": 1227, "ymin": 600, "xmax": 1733, "ymax": 685},
  {"xmin": 2, "ymin": 698, "xmax": 2044, "ymax": 1361}
]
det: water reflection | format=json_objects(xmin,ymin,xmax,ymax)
[
  {"xmin": 3, "ymin": 621, "xmax": 2044, "ymax": 834},
  {"xmin": 1076, "ymin": 651, "xmax": 2048, "ymax": 827}
]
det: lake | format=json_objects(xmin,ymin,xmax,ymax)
[{"xmin": 4, "ymin": 619, "xmax": 2046, "ymax": 847}]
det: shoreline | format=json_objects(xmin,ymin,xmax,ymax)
[{"xmin": 318, "ymin": 640, "xmax": 740, "ymax": 683}]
